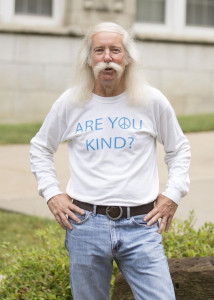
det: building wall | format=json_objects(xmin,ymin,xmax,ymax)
[
  {"xmin": 67, "ymin": 0, "xmax": 135, "ymax": 31},
  {"xmin": 1, "ymin": 31, "xmax": 214, "ymax": 123},
  {"xmin": 0, "ymin": 0, "xmax": 214, "ymax": 122},
  {"xmin": 0, "ymin": 33, "xmax": 80, "ymax": 122}
]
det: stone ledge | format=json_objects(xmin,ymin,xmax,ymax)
[
  {"xmin": 112, "ymin": 256, "xmax": 214, "ymax": 300},
  {"xmin": 1, "ymin": 24, "xmax": 214, "ymax": 45},
  {"xmin": 0, "ymin": 24, "xmax": 83, "ymax": 37}
]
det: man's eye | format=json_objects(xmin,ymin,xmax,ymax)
[
  {"xmin": 112, "ymin": 48, "xmax": 121, "ymax": 53},
  {"xmin": 95, "ymin": 49, "xmax": 103, "ymax": 53}
]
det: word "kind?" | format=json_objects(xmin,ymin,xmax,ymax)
[
  {"xmin": 75, "ymin": 117, "xmax": 143, "ymax": 151},
  {"xmin": 86, "ymin": 136, "xmax": 134, "ymax": 151}
]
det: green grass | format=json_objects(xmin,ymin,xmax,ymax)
[
  {"xmin": 0, "ymin": 113, "xmax": 214, "ymax": 144},
  {"xmin": 177, "ymin": 114, "xmax": 214, "ymax": 133},
  {"xmin": 0, "ymin": 123, "xmax": 42, "ymax": 145}
]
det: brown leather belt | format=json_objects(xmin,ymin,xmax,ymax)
[{"xmin": 73, "ymin": 199, "xmax": 155, "ymax": 221}]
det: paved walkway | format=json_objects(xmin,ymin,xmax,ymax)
[{"xmin": 0, "ymin": 132, "xmax": 213, "ymax": 228}]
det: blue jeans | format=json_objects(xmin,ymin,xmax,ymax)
[{"xmin": 65, "ymin": 209, "xmax": 175, "ymax": 300}]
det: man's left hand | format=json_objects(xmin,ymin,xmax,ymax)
[{"xmin": 144, "ymin": 194, "xmax": 178, "ymax": 234}]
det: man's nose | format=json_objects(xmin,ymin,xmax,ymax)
[{"xmin": 103, "ymin": 49, "xmax": 112, "ymax": 62}]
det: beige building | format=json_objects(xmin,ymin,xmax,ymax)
[{"xmin": 0, "ymin": 0, "xmax": 214, "ymax": 122}]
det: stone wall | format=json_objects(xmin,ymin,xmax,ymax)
[
  {"xmin": 0, "ymin": 32, "xmax": 214, "ymax": 123},
  {"xmin": 0, "ymin": 33, "xmax": 80, "ymax": 122}
]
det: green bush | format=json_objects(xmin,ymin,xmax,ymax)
[
  {"xmin": 0, "ymin": 224, "xmax": 71, "ymax": 300},
  {"xmin": 0, "ymin": 211, "xmax": 213, "ymax": 299},
  {"xmin": 162, "ymin": 211, "xmax": 214, "ymax": 258},
  {"xmin": 0, "ymin": 210, "xmax": 54, "ymax": 272}
]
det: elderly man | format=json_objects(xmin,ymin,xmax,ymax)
[{"xmin": 30, "ymin": 22, "xmax": 190, "ymax": 300}]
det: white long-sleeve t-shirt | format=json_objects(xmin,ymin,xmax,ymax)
[{"xmin": 30, "ymin": 86, "xmax": 191, "ymax": 206}]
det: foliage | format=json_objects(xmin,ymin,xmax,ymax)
[
  {"xmin": 0, "ymin": 211, "xmax": 213, "ymax": 299},
  {"xmin": 162, "ymin": 211, "xmax": 214, "ymax": 258},
  {"xmin": 0, "ymin": 210, "xmax": 54, "ymax": 272},
  {"xmin": 0, "ymin": 224, "xmax": 71, "ymax": 300}
]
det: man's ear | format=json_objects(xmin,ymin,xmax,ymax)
[
  {"xmin": 87, "ymin": 56, "xmax": 92, "ymax": 66},
  {"xmin": 125, "ymin": 54, "xmax": 131, "ymax": 66}
]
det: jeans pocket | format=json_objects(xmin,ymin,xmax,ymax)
[
  {"xmin": 68, "ymin": 209, "xmax": 91, "ymax": 225},
  {"xmin": 131, "ymin": 214, "xmax": 158, "ymax": 228}
]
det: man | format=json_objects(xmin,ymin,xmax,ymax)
[{"xmin": 30, "ymin": 22, "xmax": 191, "ymax": 299}]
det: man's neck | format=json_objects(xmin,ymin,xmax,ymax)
[{"xmin": 93, "ymin": 80, "xmax": 125, "ymax": 97}]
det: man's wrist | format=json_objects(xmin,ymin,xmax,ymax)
[
  {"xmin": 44, "ymin": 190, "xmax": 63, "ymax": 203},
  {"xmin": 161, "ymin": 189, "xmax": 181, "ymax": 205}
]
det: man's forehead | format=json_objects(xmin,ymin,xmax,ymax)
[{"xmin": 91, "ymin": 31, "xmax": 124, "ymax": 46}]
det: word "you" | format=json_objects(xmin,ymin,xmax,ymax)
[{"xmin": 75, "ymin": 117, "xmax": 142, "ymax": 134}]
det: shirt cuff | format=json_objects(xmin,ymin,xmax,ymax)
[
  {"xmin": 161, "ymin": 188, "xmax": 181, "ymax": 205},
  {"xmin": 41, "ymin": 187, "xmax": 63, "ymax": 202}
]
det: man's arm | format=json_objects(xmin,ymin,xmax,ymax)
[
  {"xmin": 144, "ymin": 90, "xmax": 191, "ymax": 233},
  {"xmin": 30, "ymin": 90, "xmax": 85, "ymax": 229}
]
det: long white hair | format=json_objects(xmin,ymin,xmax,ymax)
[{"xmin": 72, "ymin": 22, "xmax": 148, "ymax": 106}]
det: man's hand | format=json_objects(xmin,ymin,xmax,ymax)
[
  {"xmin": 144, "ymin": 194, "xmax": 178, "ymax": 234},
  {"xmin": 47, "ymin": 194, "xmax": 85, "ymax": 230}
]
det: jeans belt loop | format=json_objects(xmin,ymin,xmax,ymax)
[
  {"xmin": 127, "ymin": 207, "xmax": 130, "ymax": 219},
  {"xmin": 92, "ymin": 205, "xmax": 97, "ymax": 216}
]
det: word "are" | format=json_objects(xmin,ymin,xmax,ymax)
[{"xmin": 75, "ymin": 117, "xmax": 142, "ymax": 134}]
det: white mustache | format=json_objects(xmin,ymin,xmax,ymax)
[{"xmin": 93, "ymin": 62, "xmax": 123, "ymax": 79}]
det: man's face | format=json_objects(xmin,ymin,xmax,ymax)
[{"xmin": 90, "ymin": 31, "xmax": 127, "ymax": 84}]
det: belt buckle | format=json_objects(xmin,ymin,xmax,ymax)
[{"xmin": 106, "ymin": 206, "xmax": 123, "ymax": 220}]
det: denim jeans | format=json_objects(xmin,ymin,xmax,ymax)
[{"xmin": 65, "ymin": 209, "xmax": 175, "ymax": 300}]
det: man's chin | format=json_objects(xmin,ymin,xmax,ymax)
[{"xmin": 99, "ymin": 72, "xmax": 116, "ymax": 81}]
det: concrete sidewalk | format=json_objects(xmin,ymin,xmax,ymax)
[{"xmin": 0, "ymin": 132, "xmax": 213, "ymax": 227}]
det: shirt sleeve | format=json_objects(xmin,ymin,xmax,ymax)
[
  {"xmin": 156, "ymin": 96, "xmax": 191, "ymax": 205},
  {"xmin": 30, "ymin": 93, "xmax": 68, "ymax": 202}
]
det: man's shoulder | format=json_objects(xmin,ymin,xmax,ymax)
[
  {"xmin": 55, "ymin": 88, "xmax": 74, "ymax": 104},
  {"xmin": 145, "ymin": 85, "xmax": 170, "ymax": 111},
  {"xmin": 145, "ymin": 85, "xmax": 165, "ymax": 100},
  {"xmin": 53, "ymin": 87, "xmax": 82, "ymax": 110}
]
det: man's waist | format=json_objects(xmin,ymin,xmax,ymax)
[{"xmin": 72, "ymin": 199, "xmax": 155, "ymax": 221}]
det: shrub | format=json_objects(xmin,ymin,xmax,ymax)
[
  {"xmin": 162, "ymin": 211, "xmax": 214, "ymax": 258},
  {"xmin": 0, "ymin": 224, "xmax": 71, "ymax": 300},
  {"xmin": 0, "ymin": 211, "xmax": 213, "ymax": 299}
]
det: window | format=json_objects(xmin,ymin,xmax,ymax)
[
  {"xmin": 15, "ymin": 0, "xmax": 52, "ymax": 17},
  {"xmin": 0, "ymin": 0, "xmax": 65, "ymax": 28},
  {"xmin": 136, "ymin": 0, "xmax": 165, "ymax": 24},
  {"xmin": 186, "ymin": 0, "xmax": 214, "ymax": 27}
]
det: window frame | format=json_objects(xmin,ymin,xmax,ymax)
[
  {"xmin": 133, "ymin": 0, "xmax": 214, "ymax": 42},
  {"xmin": 14, "ymin": 0, "xmax": 53, "ymax": 17},
  {"xmin": 0, "ymin": 0, "xmax": 65, "ymax": 27},
  {"xmin": 184, "ymin": 0, "xmax": 214, "ymax": 39},
  {"xmin": 186, "ymin": 0, "xmax": 214, "ymax": 28},
  {"xmin": 133, "ymin": 0, "xmax": 172, "ymax": 37},
  {"xmin": 135, "ymin": 0, "xmax": 166, "ymax": 25}
]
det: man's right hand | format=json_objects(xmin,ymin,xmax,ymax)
[{"xmin": 47, "ymin": 194, "xmax": 85, "ymax": 230}]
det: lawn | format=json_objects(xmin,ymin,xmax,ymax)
[
  {"xmin": 0, "ymin": 123, "xmax": 42, "ymax": 145},
  {"xmin": 177, "ymin": 114, "xmax": 214, "ymax": 133},
  {"xmin": 0, "ymin": 113, "xmax": 214, "ymax": 145}
]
